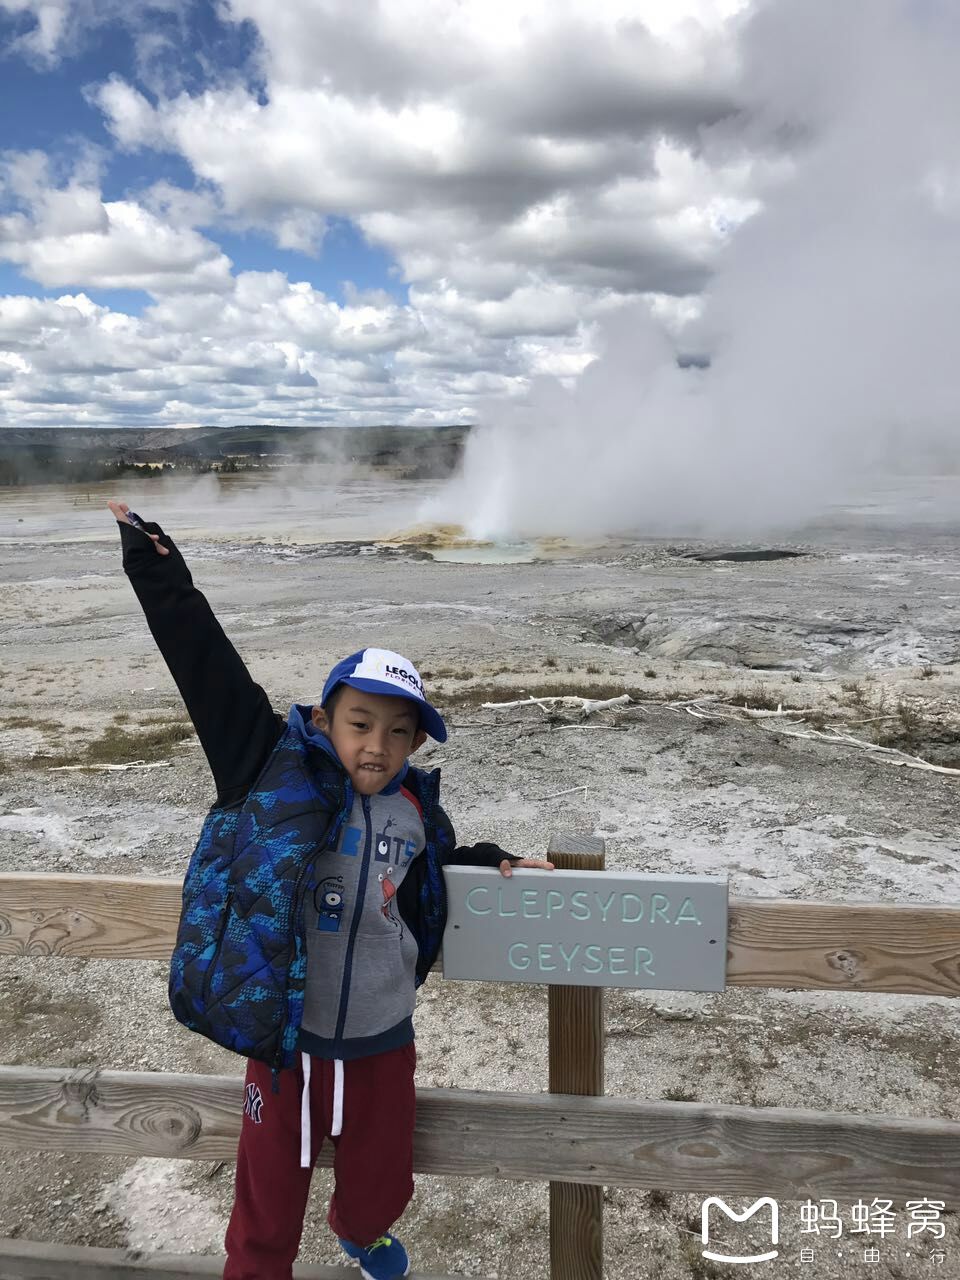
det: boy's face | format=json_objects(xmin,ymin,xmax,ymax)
[{"xmin": 312, "ymin": 689, "xmax": 427, "ymax": 796}]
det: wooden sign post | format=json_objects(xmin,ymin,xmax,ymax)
[
  {"xmin": 442, "ymin": 843, "xmax": 728, "ymax": 1279},
  {"xmin": 547, "ymin": 834, "xmax": 605, "ymax": 1280}
]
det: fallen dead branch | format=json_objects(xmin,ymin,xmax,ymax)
[
  {"xmin": 525, "ymin": 785, "xmax": 589, "ymax": 802},
  {"xmin": 656, "ymin": 695, "xmax": 722, "ymax": 709},
  {"xmin": 48, "ymin": 760, "xmax": 171, "ymax": 772},
  {"xmin": 476, "ymin": 689, "xmax": 959, "ymax": 778},
  {"xmin": 449, "ymin": 720, "xmax": 529, "ymax": 729},
  {"xmin": 554, "ymin": 724, "xmax": 625, "ymax": 731},
  {"xmin": 844, "ymin": 714, "xmax": 902, "ymax": 726},
  {"xmin": 684, "ymin": 702, "xmax": 816, "ymax": 721},
  {"xmin": 740, "ymin": 705, "xmax": 820, "ymax": 719},
  {"xmin": 680, "ymin": 699, "xmax": 960, "ymax": 777},
  {"xmin": 772, "ymin": 724, "xmax": 960, "ymax": 776},
  {"xmin": 481, "ymin": 694, "xmax": 632, "ymax": 715}
]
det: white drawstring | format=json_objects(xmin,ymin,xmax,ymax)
[
  {"xmin": 332, "ymin": 1058, "xmax": 344, "ymax": 1137},
  {"xmin": 300, "ymin": 1052, "xmax": 311, "ymax": 1168},
  {"xmin": 300, "ymin": 1053, "xmax": 344, "ymax": 1165}
]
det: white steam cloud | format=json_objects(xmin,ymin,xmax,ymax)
[{"xmin": 429, "ymin": 0, "xmax": 960, "ymax": 540}]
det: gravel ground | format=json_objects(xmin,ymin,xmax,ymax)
[{"xmin": 1, "ymin": 476, "xmax": 960, "ymax": 1279}]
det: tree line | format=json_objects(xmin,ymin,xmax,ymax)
[{"xmin": 0, "ymin": 455, "xmax": 261, "ymax": 486}]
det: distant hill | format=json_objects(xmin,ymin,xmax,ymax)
[{"xmin": 0, "ymin": 424, "xmax": 469, "ymax": 485}]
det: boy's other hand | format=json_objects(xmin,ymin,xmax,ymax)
[
  {"xmin": 499, "ymin": 857, "xmax": 555, "ymax": 877},
  {"xmin": 108, "ymin": 500, "xmax": 169, "ymax": 555}
]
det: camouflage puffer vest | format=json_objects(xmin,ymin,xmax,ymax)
[{"xmin": 167, "ymin": 716, "xmax": 445, "ymax": 1074}]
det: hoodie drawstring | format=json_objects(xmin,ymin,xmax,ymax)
[
  {"xmin": 332, "ymin": 1058, "xmax": 344, "ymax": 1136},
  {"xmin": 300, "ymin": 1053, "xmax": 345, "ymax": 1167},
  {"xmin": 300, "ymin": 1052, "xmax": 311, "ymax": 1168}
]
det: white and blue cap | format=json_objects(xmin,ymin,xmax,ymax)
[{"xmin": 321, "ymin": 647, "xmax": 447, "ymax": 743}]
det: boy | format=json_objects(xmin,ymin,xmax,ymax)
[{"xmin": 108, "ymin": 500, "xmax": 553, "ymax": 1280}]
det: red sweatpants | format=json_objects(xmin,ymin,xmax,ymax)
[{"xmin": 223, "ymin": 1043, "xmax": 416, "ymax": 1280}]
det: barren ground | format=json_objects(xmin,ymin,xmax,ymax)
[{"xmin": 1, "ymin": 473, "xmax": 959, "ymax": 1279}]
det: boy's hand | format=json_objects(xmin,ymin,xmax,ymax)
[
  {"xmin": 108, "ymin": 500, "xmax": 169, "ymax": 555},
  {"xmin": 499, "ymin": 857, "xmax": 555, "ymax": 877}
]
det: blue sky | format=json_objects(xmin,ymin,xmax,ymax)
[
  {"xmin": 0, "ymin": 3, "xmax": 406, "ymax": 313},
  {"xmin": 12, "ymin": 0, "xmax": 938, "ymax": 434},
  {"xmin": 0, "ymin": 0, "xmax": 759, "ymax": 428},
  {"xmin": 0, "ymin": 4, "xmax": 258, "ymax": 167},
  {"xmin": 1, "ymin": 1, "xmax": 958, "ymax": 545}
]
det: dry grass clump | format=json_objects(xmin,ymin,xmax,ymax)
[
  {"xmin": 730, "ymin": 683, "xmax": 803, "ymax": 712},
  {"xmin": 840, "ymin": 678, "xmax": 869, "ymax": 706},
  {"xmin": 873, "ymin": 697, "xmax": 960, "ymax": 767},
  {"xmin": 662, "ymin": 1085, "xmax": 697, "ymax": 1102},
  {"xmin": 0, "ymin": 715, "xmax": 35, "ymax": 729},
  {"xmin": 56, "ymin": 718, "xmax": 195, "ymax": 767}
]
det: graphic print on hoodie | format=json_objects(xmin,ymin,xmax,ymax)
[{"xmin": 298, "ymin": 781, "xmax": 425, "ymax": 1059}]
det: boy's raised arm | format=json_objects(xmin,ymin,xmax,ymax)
[{"xmin": 111, "ymin": 502, "xmax": 284, "ymax": 807}]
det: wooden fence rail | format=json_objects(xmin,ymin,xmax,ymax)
[
  {"xmin": 3, "ymin": 872, "xmax": 960, "ymax": 997},
  {"xmin": 2, "ymin": 866, "xmax": 960, "ymax": 1280},
  {"xmin": 2, "ymin": 1065, "xmax": 960, "ymax": 1201},
  {"xmin": 0, "ymin": 1238, "xmax": 462, "ymax": 1280}
]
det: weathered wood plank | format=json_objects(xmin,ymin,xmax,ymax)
[
  {"xmin": 728, "ymin": 897, "xmax": 960, "ymax": 996},
  {"xmin": 1, "ymin": 1067, "xmax": 959, "ymax": 1199},
  {"xmin": 0, "ymin": 1238, "xmax": 471, "ymax": 1280},
  {"xmin": 3, "ymin": 873, "xmax": 958, "ymax": 997},
  {"xmin": 547, "ymin": 836, "xmax": 604, "ymax": 1280},
  {"xmin": 0, "ymin": 875, "xmax": 179, "ymax": 960}
]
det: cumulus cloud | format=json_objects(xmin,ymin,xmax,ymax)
[
  {"xmin": 93, "ymin": 0, "xmax": 758, "ymax": 300},
  {"xmin": 0, "ymin": 152, "xmax": 234, "ymax": 293},
  {"xmin": 22, "ymin": 0, "xmax": 938, "ymax": 445},
  {"xmin": 0, "ymin": 0, "xmax": 774, "ymax": 427},
  {"xmin": 0, "ymin": 267, "xmax": 496, "ymax": 427},
  {"xmin": 77, "ymin": 0, "xmax": 767, "ymax": 431}
]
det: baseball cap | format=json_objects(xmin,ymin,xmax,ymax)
[{"xmin": 321, "ymin": 647, "xmax": 448, "ymax": 743}]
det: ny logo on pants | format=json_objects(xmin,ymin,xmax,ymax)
[{"xmin": 244, "ymin": 1083, "xmax": 264, "ymax": 1124}]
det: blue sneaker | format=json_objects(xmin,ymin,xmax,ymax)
[{"xmin": 339, "ymin": 1233, "xmax": 410, "ymax": 1280}]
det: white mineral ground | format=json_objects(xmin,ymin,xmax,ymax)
[{"xmin": 2, "ymin": 471, "xmax": 960, "ymax": 1279}]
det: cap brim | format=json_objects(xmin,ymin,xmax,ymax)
[{"xmin": 338, "ymin": 676, "xmax": 448, "ymax": 743}]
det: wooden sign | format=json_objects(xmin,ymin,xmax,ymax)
[{"xmin": 442, "ymin": 867, "xmax": 728, "ymax": 991}]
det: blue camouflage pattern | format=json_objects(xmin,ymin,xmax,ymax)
[{"xmin": 168, "ymin": 715, "xmax": 447, "ymax": 1071}]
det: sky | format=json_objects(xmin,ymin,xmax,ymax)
[
  {"xmin": 0, "ymin": 0, "xmax": 759, "ymax": 430},
  {"xmin": 1, "ymin": 0, "xmax": 958, "ymax": 544}
]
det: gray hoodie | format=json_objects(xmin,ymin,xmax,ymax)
[{"xmin": 298, "ymin": 769, "xmax": 425, "ymax": 1060}]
